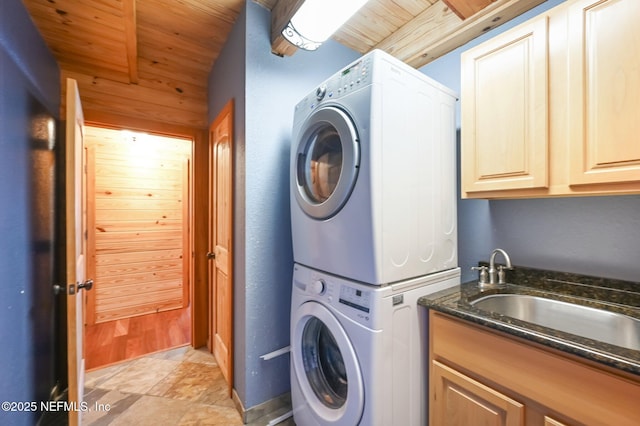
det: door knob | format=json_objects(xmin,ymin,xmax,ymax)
[
  {"xmin": 206, "ymin": 252, "xmax": 216, "ymax": 260},
  {"xmin": 57, "ymin": 279, "xmax": 93, "ymax": 295},
  {"xmin": 77, "ymin": 279, "xmax": 94, "ymax": 291}
]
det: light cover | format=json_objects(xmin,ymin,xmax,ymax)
[{"xmin": 283, "ymin": 0, "xmax": 369, "ymax": 51}]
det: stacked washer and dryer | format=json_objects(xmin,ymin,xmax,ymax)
[{"xmin": 289, "ymin": 50, "xmax": 460, "ymax": 426}]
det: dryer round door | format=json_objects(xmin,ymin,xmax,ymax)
[
  {"xmin": 294, "ymin": 106, "xmax": 360, "ymax": 220},
  {"xmin": 292, "ymin": 301, "xmax": 364, "ymax": 425}
]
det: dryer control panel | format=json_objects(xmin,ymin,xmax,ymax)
[
  {"xmin": 332, "ymin": 55, "xmax": 373, "ymax": 98},
  {"xmin": 295, "ymin": 55, "xmax": 373, "ymax": 116}
]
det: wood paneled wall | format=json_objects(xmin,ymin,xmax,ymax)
[
  {"xmin": 85, "ymin": 126, "xmax": 192, "ymax": 324},
  {"xmin": 75, "ymin": 111, "xmax": 209, "ymax": 348}
]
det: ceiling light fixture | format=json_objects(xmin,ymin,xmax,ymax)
[{"xmin": 282, "ymin": 0, "xmax": 369, "ymax": 51}]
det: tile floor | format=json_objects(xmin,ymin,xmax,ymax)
[{"xmin": 82, "ymin": 346, "xmax": 293, "ymax": 425}]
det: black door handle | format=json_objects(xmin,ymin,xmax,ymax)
[{"xmin": 77, "ymin": 279, "xmax": 94, "ymax": 291}]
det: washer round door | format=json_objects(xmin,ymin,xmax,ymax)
[
  {"xmin": 292, "ymin": 301, "xmax": 364, "ymax": 425},
  {"xmin": 294, "ymin": 106, "xmax": 360, "ymax": 220}
]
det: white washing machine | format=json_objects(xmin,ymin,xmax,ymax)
[
  {"xmin": 290, "ymin": 49, "xmax": 458, "ymax": 286},
  {"xmin": 290, "ymin": 263, "xmax": 460, "ymax": 426}
]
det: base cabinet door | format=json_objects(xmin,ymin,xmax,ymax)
[
  {"xmin": 431, "ymin": 360, "xmax": 525, "ymax": 426},
  {"xmin": 544, "ymin": 416, "xmax": 570, "ymax": 426},
  {"xmin": 430, "ymin": 312, "xmax": 640, "ymax": 425}
]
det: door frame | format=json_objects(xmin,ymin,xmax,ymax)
[{"xmin": 75, "ymin": 110, "xmax": 207, "ymax": 347}]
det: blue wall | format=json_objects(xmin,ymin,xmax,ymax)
[
  {"xmin": 0, "ymin": 0, "xmax": 60, "ymax": 425},
  {"xmin": 420, "ymin": 0, "xmax": 640, "ymax": 283},
  {"xmin": 208, "ymin": 0, "xmax": 640, "ymax": 412},
  {"xmin": 208, "ymin": 1, "xmax": 248, "ymax": 407},
  {"xmin": 208, "ymin": 1, "xmax": 359, "ymax": 410}
]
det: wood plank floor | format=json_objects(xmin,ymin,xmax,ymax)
[{"xmin": 85, "ymin": 307, "xmax": 191, "ymax": 371}]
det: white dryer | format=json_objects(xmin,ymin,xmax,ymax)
[
  {"xmin": 290, "ymin": 263, "xmax": 460, "ymax": 426},
  {"xmin": 290, "ymin": 49, "xmax": 458, "ymax": 285}
]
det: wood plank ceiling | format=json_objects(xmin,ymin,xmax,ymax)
[
  {"xmin": 264, "ymin": 0, "xmax": 546, "ymax": 66},
  {"xmin": 21, "ymin": 0, "xmax": 545, "ymax": 129},
  {"xmin": 22, "ymin": 0, "xmax": 244, "ymax": 128}
]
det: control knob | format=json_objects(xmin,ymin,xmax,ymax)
[
  {"xmin": 309, "ymin": 279, "xmax": 325, "ymax": 295},
  {"xmin": 316, "ymin": 85, "xmax": 327, "ymax": 101}
]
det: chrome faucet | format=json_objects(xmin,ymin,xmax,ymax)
[
  {"xmin": 471, "ymin": 248, "xmax": 513, "ymax": 288},
  {"xmin": 488, "ymin": 248, "xmax": 513, "ymax": 285}
]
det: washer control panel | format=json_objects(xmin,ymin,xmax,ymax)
[
  {"xmin": 338, "ymin": 286, "xmax": 371, "ymax": 313},
  {"xmin": 295, "ymin": 264, "xmax": 381, "ymax": 328}
]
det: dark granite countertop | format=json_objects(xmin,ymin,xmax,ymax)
[{"xmin": 418, "ymin": 265, "xmax": 640, "ymax": 377}]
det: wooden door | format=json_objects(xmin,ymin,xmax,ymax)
[
  {"xmin": 431, "ymin": 360, "xmax": 525, "ymax": 426},
  {"xmin": 568, "ymin": 0, "xmax": 640, "ymax": 186},
  {"xmin": 461, "ymin": 16, "xmax": 549, "ymax": 194},
  {"xmin": 208, "ymin": 100, "xmax": 234, "ymax": 395},
  {"xmin": 65, "ymin": 78, "xmax": 91, "ymax": 426}
]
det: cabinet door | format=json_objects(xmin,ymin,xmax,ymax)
[
  {"xmin": 461, "ymin": 16, "xmax": 549, "ymax": 194},
  {"xmin": 568, "ymin": 0, "xmax": 640, "ymax": 185},
  {"xmin": 544, "ymin": 416, "xmax": 570, "ymax": 426},
  {"xmin": 431, "ymin": 360, "xmax": 525, "ymax": 426}
]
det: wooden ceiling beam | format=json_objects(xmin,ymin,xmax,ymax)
[
  {"xmin": 270, "ymin": 0, "xmax": 305, "ymax": 56},
  {"xmin": 443, "ymin": 0, "xmax": 494, "ymax": 20},
  {"xmin": 374, "ymin": 0, "xmax": 546, "ymax": 69},
  {"xmin": 122, "ymin": 0, "xmax": 139, "ymax": 84}
]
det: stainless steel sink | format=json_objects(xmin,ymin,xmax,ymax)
[{"xmin": 471, "ymin": 294, "xmax": 640, "ymax": 351}]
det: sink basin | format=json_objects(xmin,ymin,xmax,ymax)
[{"xmin": 471, "ymin": 294, "xmax": 640, "ymax": 351}]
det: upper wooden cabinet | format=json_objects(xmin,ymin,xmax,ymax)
[
  {"xmin": 567, "ymin": 0, "xmax": 640, "ymax": 186},
  {"xmin": 461, "ymin": 16, "xmax": 549, "ymax": 193},
  {"xmin": 461, "ymin": 0, "xmax": 640, "ymax": 198}
]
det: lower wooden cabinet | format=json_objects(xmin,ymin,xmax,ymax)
[
  {"xmin": 543, "ymin": 416, "xmax": 569, "ymax": 426},
  {"xmin": 432, "ymin": 360, "xmax": 524, "ymax": 426},
  {"xmin": 429, "ymin": 311, "xmax": 640, "ymax": 426}
]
